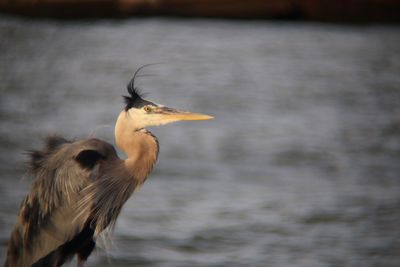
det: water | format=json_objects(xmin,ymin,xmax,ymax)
[{"xmin": 1, "ymin": 16, "xmax": 400, "ymax": 267}]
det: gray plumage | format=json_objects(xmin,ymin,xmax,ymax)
[{"xmin": 5, "ymin": 134, "xmax": 158, "ymax": 267}]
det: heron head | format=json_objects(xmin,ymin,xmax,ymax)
[{"xmin": 122, "ymin": 69, "xmax": 213, "ymax": 130}]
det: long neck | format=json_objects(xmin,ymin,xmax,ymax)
[{"xmin": 115, "ymin": 111, "xmax": 159, "ymax": 184}]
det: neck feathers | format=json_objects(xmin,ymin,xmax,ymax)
[
  {"xmin": 115, "ymin": 111, "xmax": 159, "ymax": 184},
  {"xmin": 124, "ymin": 129, "xmax": 159, "ymax": 184}
]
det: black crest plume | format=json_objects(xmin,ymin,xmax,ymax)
[
  {"xmin": 124, "ymin": 66, "xmax": 145, "ymax": 111},
  {"xmin": 124, "ymin": 64, "xmax": 160, "ymax": 111}
]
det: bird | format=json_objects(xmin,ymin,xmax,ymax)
[{"xmin": 4, "ymin": 67, "xmax": 213, "ymax": 267}]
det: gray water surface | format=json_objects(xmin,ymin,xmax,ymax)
[{"xmin": 1, "ymin": 17, "xmax": 400, "ymax": 267}]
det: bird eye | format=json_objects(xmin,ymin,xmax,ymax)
[{"xmin": 144, "ymin": 106, "xmax": 152, "ymax": 113}]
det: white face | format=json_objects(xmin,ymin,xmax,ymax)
[{"xmin": 126, "ymin": 104, "xmax": 181, "ymax": 129}]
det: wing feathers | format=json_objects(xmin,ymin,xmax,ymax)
[
  {"xmin": 5, "ymin": 137, "xmax": 118, "ymax": 267},
  {"xmin": 26, "ymin": 135, "xmax": 70, "ymax": 176}
]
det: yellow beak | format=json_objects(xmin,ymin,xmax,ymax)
[{"xmin": 157, "ymin": 107, "xmax": 214, "ymax": 121}]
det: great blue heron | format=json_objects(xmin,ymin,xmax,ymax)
[{"xmin": 4, "ymin": 67, "xmax": 213, "ymax": 267}]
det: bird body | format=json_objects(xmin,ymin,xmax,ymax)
[
  {"xmin": 4, "ymin": 69, "xmax": 212, "ymax": 267},
  {"xmin": 5, "ymin": 137, "xmax": 117, "ymax": 267}
]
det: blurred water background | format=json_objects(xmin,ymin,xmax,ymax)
[{"xmin": 0, "ymin": 16, "xmax": 400, "ymax": 267}]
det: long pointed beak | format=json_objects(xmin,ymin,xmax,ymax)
[{"xmin": 156, "ymin": 106, "xmax": 214, "ymax": 121}]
